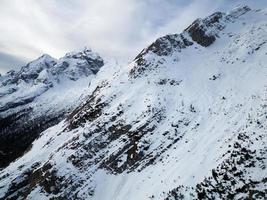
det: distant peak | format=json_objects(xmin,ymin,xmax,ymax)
[
  {"xmin": 40, "ymin": 53, "xmax": 53, "ymax": 59},
  {"xmin": 26, "ymin": 54, "xmax": 57, "ymax": 67},
  {"xmin": 63, "ymin": 47, "xmax": 103, "ymax": 63}
]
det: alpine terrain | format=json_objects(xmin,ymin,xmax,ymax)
[
  {"xmin": 0, "ymin": 5, "xmax": 266, "ymax": 200},
  {"xmin": 0, "ymin": 48, "xmax": 104, "ymax": 168}
]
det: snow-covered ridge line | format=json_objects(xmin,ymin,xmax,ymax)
[
  {"xmin": 0, "ymin": 47, "xmax": 104, "ymax": 168},
  {"xmin": 0, "ymin": 4, "xmax": 267, "ymax": 200},
  {"xmin": 129, "ymin": 5, "xmax": 251, "ymax": 79}
]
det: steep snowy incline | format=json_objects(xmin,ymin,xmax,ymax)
[
  {"xmin": 0, "ymin": 5, "xmax": 267, "ymax": 200},
  {"xmin": 0, "ymin": 48, "xmax": 104, "ymax": 168}
]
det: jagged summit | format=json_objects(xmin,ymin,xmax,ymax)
[
  {"xmin": 0, "ymin": 5, "xmax": 267, "ymax": 200},
  {"xmin": 64, "ymin": 47, "xmax": 101, "ymax": 60},
  {"xmin": 54, "ymin": 48, "xmax": 104, "ymax": 80},
  {"xmin": 135, "ymin": 5, "xmax": 251, "ymax": 60},
  {"xmin": 1, "ymin": 48, "xmax": 104, "ymax": 86},
  {"xmin": 130, "ymin": 5, "xmax": 252, "ymax": 79},
  {"xmin": 0, "ymin": 47, "xmax": 104, "ymax": 168},
  {"xmin": 185, "ymin": 5, "xmax": 251, "ymax": 46}
]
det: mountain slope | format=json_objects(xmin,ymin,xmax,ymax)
[
  {"xmin": 0, "ymin": 48, "xmax": 104, "ymax": 168},
  {"xmin": 0, "ymin": 5, "xmax": 267, "ymax": 200}
]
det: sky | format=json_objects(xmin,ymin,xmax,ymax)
[{"xmin": 0, "ymin": 0, "xmax": 266, "ymax": 74}]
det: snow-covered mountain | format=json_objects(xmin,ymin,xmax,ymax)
[
  {"xmin": 0, "ymin": 48, "xmax": 104, "ymax": 168},
  {"xmin": 0, "ymin": 5, "xmax": 267, "ymax": 200}
]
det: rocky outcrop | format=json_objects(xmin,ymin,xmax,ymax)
[
  {"xmin": 0, "ymin": 48, "xmax": 104, "ymax": 168},
  {"xmin": 184, "ymin": 12, "xmax": 223, "ymax": 47},
  {"xmin": 0, "ymin": 5, "xmax": 266, "ymax": 200},
  {"xmin": 130, "ymin": 5, "xmax": 251, "ymax": 79}
]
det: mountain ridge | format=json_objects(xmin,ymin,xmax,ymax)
[
  {"xmin": 0, "ymin": 4, "xmax": 266, "ymax": 200},
  {"xmin": 0, "ymin": 47, "xmax": 104, "ymax": 168}
]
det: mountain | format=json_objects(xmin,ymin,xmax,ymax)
[
  {"xmin": 0, "ymin": 5, "xmax": 267, "ymax": 200},
  {"xmin": 0, "ymin": 48, "xmax": 104, "ymax": 168}
]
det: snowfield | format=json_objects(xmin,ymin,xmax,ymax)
[
  {"xmin": 0, "ymin": 5, "xmax": 267, "ymax": 200},
  {"xmin": 0, "ymin": 48, "xmax": 104, "ymax": 168}
]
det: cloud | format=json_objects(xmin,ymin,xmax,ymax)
[
  {"xmin": 0, "ymin": 52, "xmax": 26, "ymax": 74},
  {"xmin": 0, "ymin": 0, "xmax": 266, "ymax": 74}
]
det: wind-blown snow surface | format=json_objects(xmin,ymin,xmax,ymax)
[{"xmin": 0, "ymin": 5, "xmax": 267, "ymax": 200}]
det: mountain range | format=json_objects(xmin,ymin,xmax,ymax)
[{"xmin": 0, "ymin": 5, "xmax": 266, "ymax": 200}]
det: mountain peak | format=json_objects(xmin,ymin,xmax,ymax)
[
  {"xmin": 131, "ymin": 4, "xmax": 253, "ymax": 79},
  {"xmin": 0, "ymin": 47, "xmax": 105, "ymax": 168},
  {"xmin": 64, "ymin": 47, "xmax": 101, "ymax": 60},
  {"xmin": 1, "ymin": 4, "xmax": 267, "ymax": 200},
  {"xmin": 185, "ymin": 4, "xmax": 251, "ymax": 47},
  {"xmin": 39, "ymin": 53, "xmax": 56, "ymax": 61}
]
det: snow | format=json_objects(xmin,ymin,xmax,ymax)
[{"xmin": 0, "ymin": 5, "xmax": 267, "ymax": 200}]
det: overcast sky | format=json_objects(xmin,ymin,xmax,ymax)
[{"xmin": 0, "ymin": 0, "xmax": 266, "ymax": 74}]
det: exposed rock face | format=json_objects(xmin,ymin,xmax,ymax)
[
  {"xmin": 185, "ymin": 5, "xmax": 251, "ymax": 47},
  {"xmin": 184, "ymin": 12, "xmax": 223, "ymax": 47},
  {"xmin": 130, "ymin": 5, "xmax": 251, "ymax": 79},
  {"xmin": 0, "ymin": 48, "xmax": 104, "ymax": 168},
  {"xmin": 0, "ymin": 5, "xmax": 267, "ymax": 200},
  {"xmin": 131, "ymin": 34, "xmax": 193, "ymax": 78}
]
